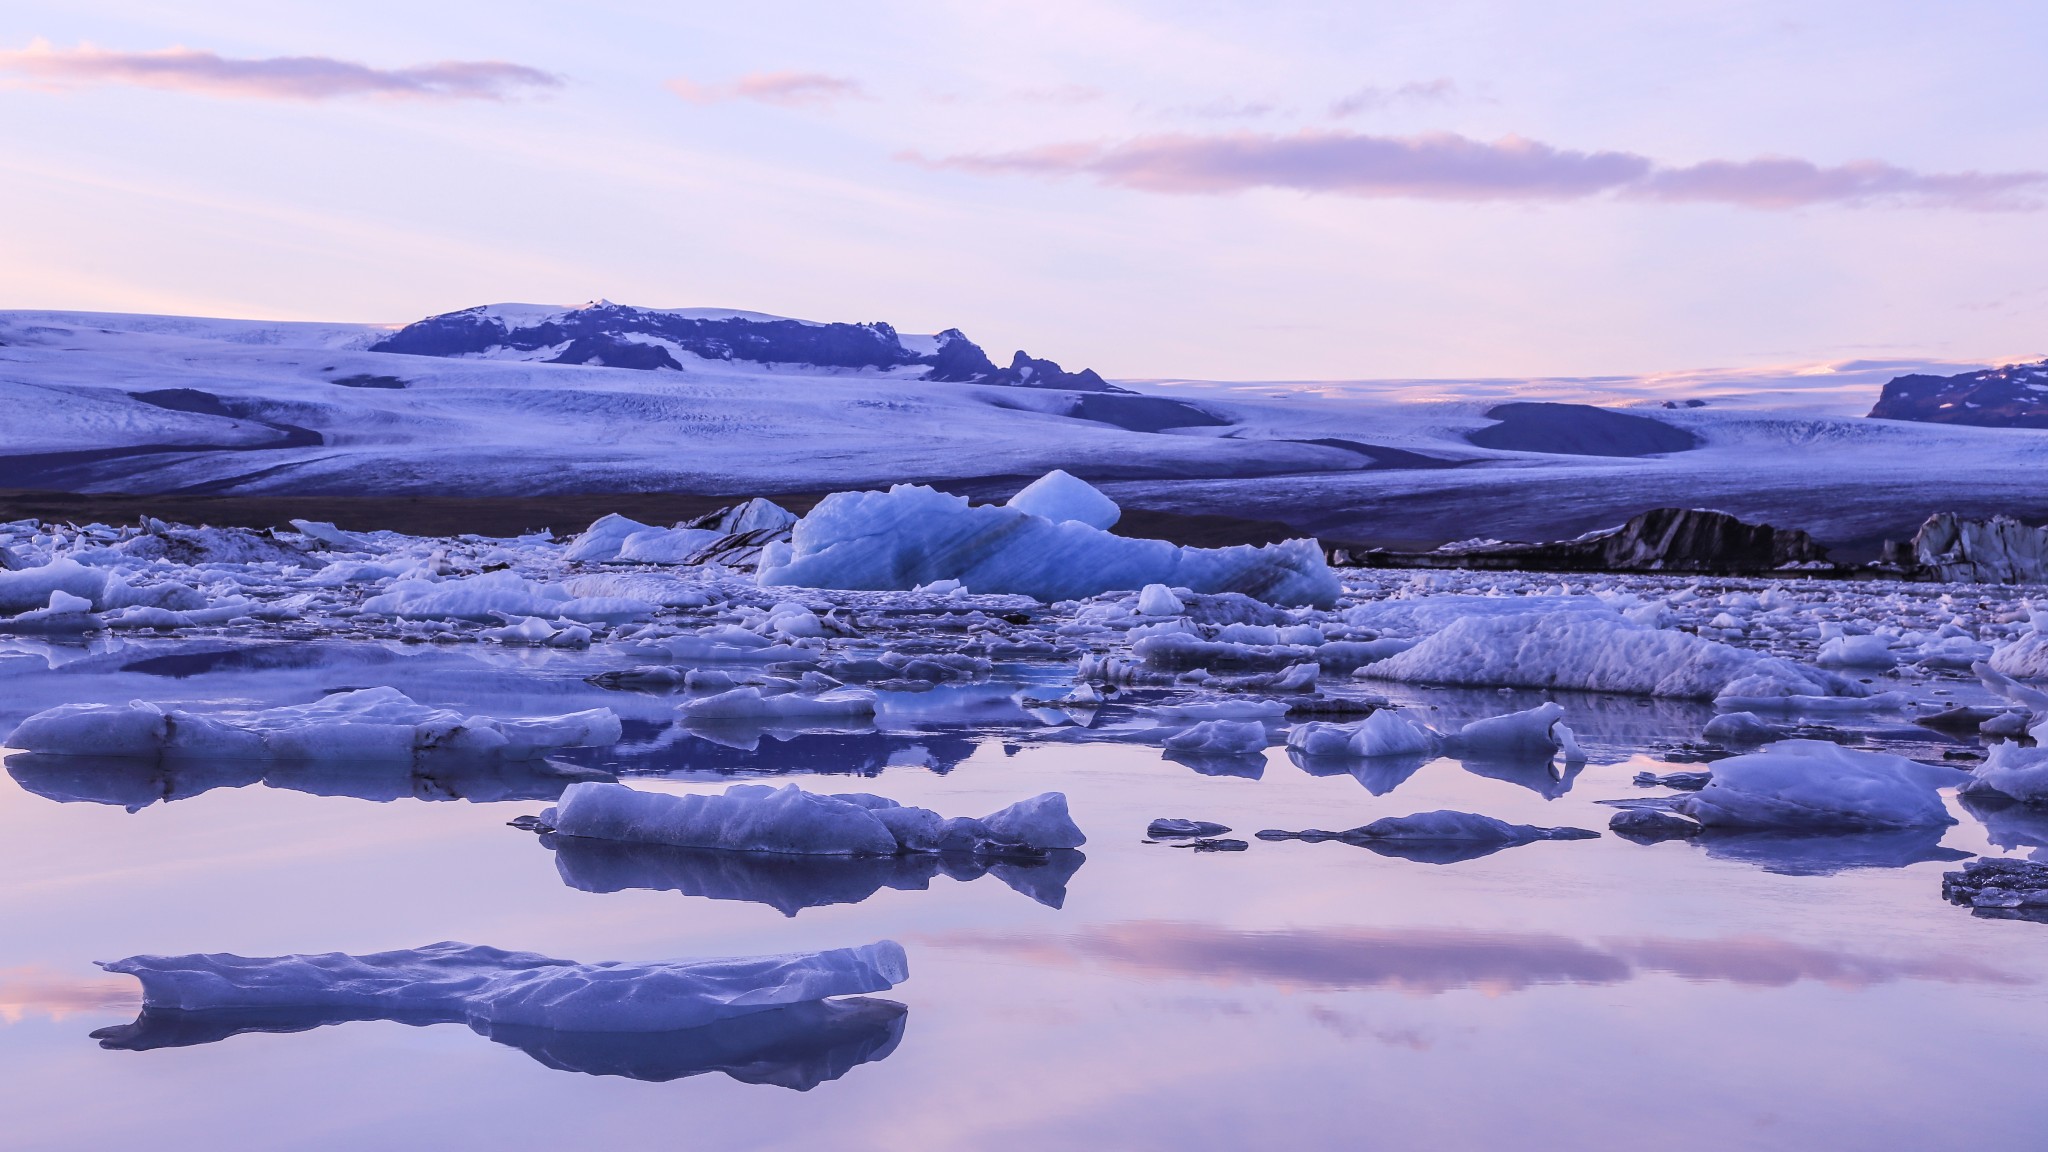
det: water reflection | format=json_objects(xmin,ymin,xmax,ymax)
[
  {"xmin": 1960, "ymin": 795, "xmax": 2048, "ymax": 861},
  {"xmin": 1456, "ymin": 753, "xmax": 1581, "ymax": 798},
  {"xmin": 1163, "ymin": 750, "xmax": 1267, "ymax": 779},
  {"xmin": 92, "ymin": 997, "xmax": 908, "ymax": 1089},
  {"xmin": 4, "ymin": 752, "xmax": 610, "ymax": 811},
  {"xmin": 1286, "ymin": 748, "xmax": 1429, "ymax": 795},
  {"xmin": 571, "ymin": 728, "xmax": 979, "ymax": 780},
  {"xmin": 1692, "ymin": 828, "xmax": 1971, "ymax": 876},
  {"xmin": 927, "ymin": 921, "xmax": 2028, "ymax": 994},
  {"xmin": 547, "ymin": 835, "xmax": 1086, "ymax": 913}
]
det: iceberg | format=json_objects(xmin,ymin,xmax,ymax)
[
  {"xmin": 616, "ymin": 526, "xmax": 724, "ymax": 563},
  {"xmin": 361, "ymin": 570, "xmax": 656, "ymax": 624},
  {"xmin": 1286, "ymin": 708, "xmax": 1439, "ymax": 758},
  {"xmin": 1161, "ymin": 719, "xmax": 1269, "ymax": 756},
  {"xmin": 563, "ymin": 513, "xmax": 658, "ymax": 562},
  {"xmin": 758, "ymin": 480, "xmax": 1339, "ymax": 607},
  {"xmin": 1674, "ymin": 740, "xmax": 1967, "ymax": 830},
  {"xmin": 97, "ymin": 995, "xmax": 907, "ymax": 1090},
  {"xmin": 541, "ymin": 782, "xmax": 1085, "ymax": 856},
  {"xmin": 1359, "ymin": 610, "xmax": 1860, "ymax": 701},
  {"xmin": 6, "ymin": 687, "xmax": 621, "ymax": 763},
  {"xmin": 1258, "ymin": 809, "xmax": 1597, "ymax": 863},
  {"xmin": 100, "ymin": 939, "xmax": 908, "ymax": 1034},
  {"xmin": 1989, "ymin": 611, "xmax": 2048, "ymax": 679},
  {"xmin": 680, "ymin": 687, "xmax": 878, "ymax": 722},
  {"xmin": 1005, "ymin": 469, "xmax": 1121, "ymax": 530},
  {"xmin": 1959, "ymin": 742, "xmax": 2048, "ymax": 806}
]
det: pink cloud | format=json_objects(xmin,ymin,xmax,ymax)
[
  {"xmin": 0, "ymin": 40, "xmax": 560, "ymax": 101},
  {"xmin": 913, "ymin": 128, "xmax": 2048, "ymax": 210},
  {"xmin": 668, "ymin": 71, "xmax": 864, "ymax": 108}
]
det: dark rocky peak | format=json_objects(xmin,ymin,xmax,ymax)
[
  {"xmin": 986, "ymin": 350, "xmax": 1126, "ymax": 394},
  {"xmin": 1332, "ymin": 507, "xmax": 1833, "ymax": 576},
  {"xmin": 1868, "ymin": 359, "xmax": 2048, "ymax": 428},
  {"xmin": 368, "ymin": 303, "xmax": 1125, "ymax": 392}
]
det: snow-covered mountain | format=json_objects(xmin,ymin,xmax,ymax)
[
  {"xmin": 1, "ymin": 305, "xmax": 2045, "ymax": 551},
  {"xmin": 1868, "ymin": 359, "xmax": 2048, "ymax": 428},
  {"xmin": 369, "ymin": 301, "xmax": 1126, "ymax": 392}
]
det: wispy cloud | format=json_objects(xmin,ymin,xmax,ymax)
[
  {"xmin": 1330, "ymin": 79, "xmax": 1458, "ymax": 117},
  {"xmin": 668, "ymin": 71, "xmax": 864, "ymax": 108},
  {"xmin": 0, "ymin": 39, "xmax": 561, "ymax": 101},
  {"xmin": 911, "ymin": 128, "xmax": 2048, "ymax": 210}
]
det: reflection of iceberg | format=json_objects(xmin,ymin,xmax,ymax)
[
  {"xmin": 548, "ymin": 834, "xmax": 1087, "ymax": 913},
  {"xmin": 1286, "ymin": 747, "xmax": 1430, "ymax": 795},
  {"xmin": 1693, "ymin": 827, "xmax": 1970, "ymax": 875},
  {"xmin": 94, "ymin": 996, "xmax": 906, "ymax": 1090},
  {"xmin": 5, "ymin": 751, "xmax": 610, "ymax": 811},
  {"xmin": 1961, "ymin": 795, "xmax": 2048, "ymax": 860},
  {"xmin": 1457, "ymin": 754, "xmax": 1581, "ymax": 799},
  {"xmin": 574, "ymin": 728, "xmax": 977, "ymax": 780},
  {"xmin": 1164, "ymin": 750, "xmax": 1266, "ymax": 779}
]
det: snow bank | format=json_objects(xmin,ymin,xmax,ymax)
[
  {"xmin": 1675, "ymin": 740, "xmax": 1967, "ymax": 830},
  {"xmin": 1005, "ymin": 469, "xmax": 1121, "ymax": 530},
  {"xmin": 1360, "ymin": 610, "xmax": 1859, "ymax": 701},
  {"xmin": 544, "ymin": 782, "xmax": 1085, "ymax": 856},
  {"xmin": 7, "ymin": 687, "xmax": 620, "ymax": 762},
  {"xmin": 101, "ymin": 939, "xmax": 908, "ymax": 1033},
  {"xmin": 759, "ymin": 481, "xmax": 1338, "ymax": 607}
]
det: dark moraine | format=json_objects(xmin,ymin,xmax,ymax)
[
  {"xmin": 1466, "ymin": 402, "xmax": 1698, "ymax": 457},
  {"xmin": 330, "ymin": 374, "xmax": 409, "ymax": 389}
]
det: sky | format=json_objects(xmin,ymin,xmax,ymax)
[{"xmin": 1, "ymin": 1, "xmax": 2044, "ymax": 380}]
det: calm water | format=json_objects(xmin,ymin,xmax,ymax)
[{"xmin": 2, "ymin": 646, "xmax": 2045, "ymax": 1150}]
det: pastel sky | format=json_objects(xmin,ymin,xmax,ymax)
[{"xmin": 2, "ymin": 1, "xmax": 2043, "ymax": 379}]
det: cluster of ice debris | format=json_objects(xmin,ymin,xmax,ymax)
[{"xmin": 9, "ymin": 462, "xmax": 2048, "ymax": 1022}]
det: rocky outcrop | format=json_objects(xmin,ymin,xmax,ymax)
[
  {"xmin": 1868, "ymin": 360, "xmax": 2048, "ymax": 428},
  {"xmin": 1330, "ymin": 508, "xmax": 1832, "ymax": 575},
  {"xmin": 1879, "ymin": 513, "xmax": 2048, "ymax": 584},
  {"xmin": 369, "ymin": 302, "xmax": 1128, "ymax": 393}
]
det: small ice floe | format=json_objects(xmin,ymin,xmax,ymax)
[
  {"xmin": 1288, "ymin": 708, "xmax": 1438, "ymax": 759},
  {"xmin": 1816, "ymin": 632, "xmax": 1898, "ymax": 669},
  {"xmin": 1257, "ymin": 810, "xmax": 1597, "ymax": 864},
  {"xmin": 0, "ymin": 589, "xmax": 100, "ymax": 634},
  {"xmin": 757, "ymin": 475, "xmax": 1339, "ymax": 607},
  {"xmin": 1358, "ymin": 609, "xmax": 1864, "ymax": 704},
  {"xmin": 5, "ymin": 687, "xmax": 621, "ymax": 763},
  {"xmin": 362, "ymin": 570, "xmax": 656, "ymax": 624},
  {"xmin": 1672, "ymin": 740, "xmax": 1967, "ymax": 831},
  {"xmin": 1988, "ymin": 609, "xmax": 2048, "ymax": 679},
  {"xmin": 550, "ymin": 834, "xmax": 1085, "ymax": 913},
  {"xmin": 534, "ymin": 782, "xmax": 1085, "ymax": 857},
  {"xmin": 1943, "ymin": 858, "xmax": 2048, "ymax": 922},
  {"xmin": 1633, "ymin": 769, "xmax": 1712, "ymax": 790},
  {"xmin": 1147, "ymin": 818, "xmax": 1232, "ymax": 838},
  {"xmin": 1703, "ymin": 711, "xmax": 1785, "ymax": 744},
  {"xmin": 99, "ymin": 939, "xmax": 908, "ymax": 1036},
  {"xmin": 680, "ymin": 686, "xmax": 877, "ymax": 722},
  {"xmin": 1959, "ymin": 743, "xmax": 2048, "ymax": 806},
  {"xmin": 1609, "ymin": 808, "xmax": 1704, "ymax": 840},
  {"xmin": 1135, "ymin": 583, "xmax": 1185, "ymax": 617},
  {"xmin": 1161, "ymin": 720, "xmax": 1269, "ymax": 756},
  {"xmin": 479, "ymin": 615, "xmax": 593, "ymax": 647}
]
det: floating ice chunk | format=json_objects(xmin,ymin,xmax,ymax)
[
  {"xmin": 6, "ymin": 687, "xmax": 621, "ymax": 762},
  {"xmin": 1610, "ymin": 809, "xmax": 1703, "ymax": 840},
  {"xmin": 681, "ymin": 687, "xmax": 877, "ymax": 722},
  {"xmin": 1960, "ymin": 743, "xmax": 2048, "ymax": 806},
  {"xmin": 1703, "ymin": 711, "xmax": 1784, "ymax": 743},
  {"xmin": 289, "ymin": 520, "xmax": 375, "ymax": 551},
  {"xmin": 1674, "ymin": 740, "xmax": 1967, "ymax": 830},
  {"xmin": 1286, "ymin": 708, "xmax": 1439, "ymax": 758},
  {"xmin": 0, "ymin": 589, "xmax": 100, "ymax": 633},
  {"xmin": 1147, "ymin": 818, "xmax": 1231, "ymax": 838},
  {"xmin": 564, "ymin": 513, "xmax": 659, "ymax": 562},
  {"xmin": 1158, "ymin": 699, "xmax": 1290, "ymax": 722},
  {"xmin": 1162, "ymin": 719, "xmax": 1269, "ymax": 756},
  {"xmin": 617, "ymin": 527, "xmax": 723, "ymax": 564},
  {"xmin": 1136, "ymin": 583, "xmax": 1185, "ymax": 617},
  {"xmin": 0, "ymin": 558, "xmax": 108, "ymax": 613},
  {"xmin": 1989, "ymin": 611, "xmax": 2048, "ymax": 679},
  {"xmin": 1005, "ymin": 469, "xmax": 1121, "ymax": 530},
  {"xmin": 545, "ymin": 782, "xmax": 1084, "ymax": 854},
  {"xmin": 1817, "ymin": 633, "xmax": 1898, "ymax": 668},
  {"xmin": 980, "ymin": 791, "xmax": 1086, "ymax": 849},
  {"xmin": 1360, "ymin": 610, "xmax": 1858, "ymax": 700},
  {"xmin": 760, "ymin": 483, "xmax": 1337, "ymax": 607},
  {"xmin": 1341, "ymin": 810, "xmax": 1598, "ymax": 843},
  {"xmin": 101, "ymin": 939, "xmax": 908, "ymax": 1034},
  {"xmin": 1943, "ymin": 858, "xmax": 2048, "ymax": 920},
  {"xmin": 362, "ymin": 570, "xmax": 655, "ymax": 624},
  {"xmin": 1445, "ymin": 702, "xmax": 1572, "ymax": 758}
]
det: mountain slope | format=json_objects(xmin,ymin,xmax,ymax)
[{"xmin": 1868, "ymin": 359, "xmax": 2048, "ymax": 428}]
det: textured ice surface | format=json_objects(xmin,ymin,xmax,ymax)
[
  {"xmin": 545, "ymin": 782, "xmax": 1085, "ymax": 856},
  {"xmin": 1676, "ymin": 740, "xmax": 1968, "ymax": 830},
  {"xmin": 1362, "ymin": 610, "xmax": 1857, "ymax": 701},
  {"xmin": 7, "ymin": 687, "xmax": 621, "ymax": 762},
  {"xmin": 758, "ymin": 482, "xmax": 1339, "ymax": 606},
  {"xmin": 101, "ymin": 940, "xmax": 908, "ymax": 1033},
  {"xmin": 1960, "ymin": 742, "xmax": 2048, "ymax": 805}
]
